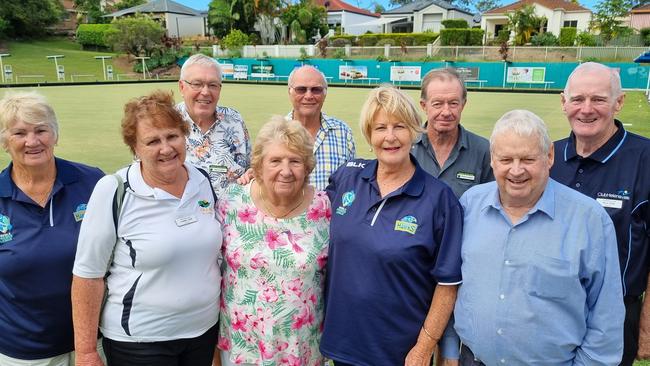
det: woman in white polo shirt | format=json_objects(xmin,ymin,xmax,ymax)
[{"xmin": 71, "ymin": 90, "xmax": 222, "ymax": 366}]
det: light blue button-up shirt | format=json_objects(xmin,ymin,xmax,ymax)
[{"xmin": 455, "ymin": 179, "xmax": 624, "ymax": 365}]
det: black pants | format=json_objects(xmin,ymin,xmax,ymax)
[
  {"xmin": 102, "ymin": 323, "xmax": 218, "ymax": 366},
  {"xmin": 459, "ymin": 345, "xmax": 486, "ymax": 366},
  {"xmin": 621, "ymin": 296, "xmax": 642, "ymax": 366}
]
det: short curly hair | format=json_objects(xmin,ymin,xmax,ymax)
[{"xmin": 0, "ymin": 91, "xmax": 59, "ymax": 150}]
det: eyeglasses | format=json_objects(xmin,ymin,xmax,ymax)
[
  {"xmin": 183, "ymin": 80, "xmax": 222, "ymax": 91},
  {"xmin": 290, "ymin": 86, "xmax": 326, "ymax": 95}
]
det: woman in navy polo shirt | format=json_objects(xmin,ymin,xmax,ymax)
[
  {"xmin": 320, "ymin": 85, "xmax": 463, "ymax": 366},
  {"xmin": 0, "ymin": 92, "xmax": 104, "ymax": 365}
]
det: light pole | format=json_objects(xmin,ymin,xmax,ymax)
[
  {"xmin": 135, "ymin": 56, "xmax": 150, "ymax": 79},
  {"xmin": 94, "ymin": 56, "xmax": 112, "ymax": 81},
  {"xmin": 0, "ymin": 54, "xmax": 10, "ymax": 83},
  {"xmin": 47, "ymin": 55, "xmax": 65, "ymax": 81}
]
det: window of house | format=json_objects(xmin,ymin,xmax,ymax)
[{"xmin": 563, "ymin": 20, "xmax": 578, "ymax": 27}]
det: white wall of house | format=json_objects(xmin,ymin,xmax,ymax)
[
  {"xmin": 561, "ymin": 11, "xmax": 591, "ymax": 33},
  {"xmin": 631, "ymin": 13, "xmax": 650, "ymax": 30},
  {"xmin": 165, "ymin": 13, "xmax": 205, "ymax": 37},
  {"xmin": 481, "ymin": 5, "xmax": 590, "ymax": 39},
  {"xmin": 342, "ymin": 12, "xmax": 382, "ymax": 35}
]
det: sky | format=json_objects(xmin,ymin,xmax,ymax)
[{"xmin": 175, "ymin": 0, "xmax": 599, "ymax": 13}]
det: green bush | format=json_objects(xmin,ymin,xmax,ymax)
[
  {"xmin": 376, "ymin": 38, "xmax": 394, "ymax": 46},
  {"xmin": 641, "ymin": 27, "xmax": 650, "ymax": 46},
  {"xmin": 441, "ymin": 19, "xmax": 469, "ymax": 29},
  {"xmin": 332, "ymin": 48, "xmax": 346, "ymax": 58},
  {"xmin": 559, "ymin": 27, "xmax": 577, "ymax": 46},
  {"xmin": 576, "ymin": 31, "xmax": 596, "ymax": 46},
  {"xmin": 222, "ymin": 29, "xmax": 249, "ymax": 50},
  {"xmin": 330, "ymin": 37, "xmax": 351, "ymax": 47},
  {"xmin": 440, "ymin": 29, "xmax": 469, "ymax": 45},
  {"xmin": 76, "ymin": 24, "xmax": 114, "ymax": 48},
  {"xmin": 358, "ymin": 34, "xmax": 378, "ymax": 46},
  {"xmin": 531, "ymin": 32, "xmax": 559, "ymax": 46},
  {"xmin": 467, "ymin": 28, "xmax": 484, "ymax": 45},
  {"xmin": 497, "ymin": 29, "xmax": 510, "ymax": 43},
  {"xmin": 412, "ymin": 32, "xmax": 438, "ymax": 45},
  {"xmin": 133, "ymin": 49, "xmax": 179, "ymax": 73},
  {"xmin": 399, "ymin": 36, "xmax": 414, "ymax": 46}
]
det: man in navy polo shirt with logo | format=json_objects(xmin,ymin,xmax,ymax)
[{"xmin": 550, "ymin": 62, "xmax": 650, "ymax": 364}]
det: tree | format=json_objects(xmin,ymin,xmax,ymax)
[
  {"xmin": 280, "ymin": 1, "xmax": 327, "ymax": 44},
  {"xmin": 506, "ymin": 4, "xmax": 547, "ymax": 45},
  {"xmin": 592, "ymin": 0, "xmax": 633, "ymax": 42},
  {"xmin": 475, "ymin": 0, "xmax": 499, "ymax": 13},
  {"xmin": 74, "ymin": 0, "xmax": 108, "ymax": 23},
  {"xmin": 0, "ymin": 0, "xmax": 64, "ymax": 38},
  {"xmin": 106, "ymin": 15, "xmax": 165, "ymax": 57},
  {"xmin": 373, "ymin": 2, "xmax": 385, "ymax": 13},
  {"xmin": 115, "ymin": 0, "xmax": 147, "ymax": 10},
  {"xmin": 208, "ymin": 0, "xmax": 256, "ymax": 38}
]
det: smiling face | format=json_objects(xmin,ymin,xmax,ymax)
[
  {"xmin": 370, "ymin": 109, "xmax": 413, "ymax": 171},
  {"xmin": 561, "ymin": 68, "xmax": 623, "ymax": 147},
  {"xmin": 259, "ymin": 142, "xmax": 307, "ymax": 199},
  {"xmin": 420, "ymin": 77, "xmax": 466, "ymax": 136},
  {"xmin": 5, "ymin": 119, "xmax": 57, "ymax": 169},
  {"xmin": 179, "ymin": 64, "xmax": 222, "ymax": 124},
  {"xmin": 134, "ymin": 118, "xmax": 186, "ymax": 181},
  {"xmin": 288, "ymin": 67, "xmax": 327, "ymax": 121},
  {"xmin": 491, "ymin": 130, "xmax": 554, "ymax": 209}
]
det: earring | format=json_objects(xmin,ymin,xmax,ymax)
[{"xmin": 369, "ymin": 147, "xmax": 373, "ymax": 152}]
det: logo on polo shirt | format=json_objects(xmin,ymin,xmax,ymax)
[
  {"xmin": 596, "ymin": 190, "xmax": 630, "ymax": 209},
  {"xmin": 336, "ymin": 191, "xmax": 355, "ymax": 215},
  {"xmin": 73, "ymin": 204, "xmax": 87, "ymax": 222},
  {"xmin": 0, "ymin": 214, "xmax": 13, "ymax": 244},
  {"xmin": 395, "ymin": 215, "xmax": 418, "ymax": 235},
  {"xmin": 198, "ymin": 199, "xmax": 214, "ymax": 214}
]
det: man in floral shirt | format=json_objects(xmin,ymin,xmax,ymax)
[{"xmin": 177, "ymin": 54, "xmax": 251, "ymax": 193}]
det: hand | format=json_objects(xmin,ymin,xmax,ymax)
[
  {"xmin": 236, "ymin": 169, "xmax": 254, "ymax": 185},
  {"xmin": 75, "ymin": 351, "xmax": 105, "ymax": 366},
  {"xmin": 405, "ymin": 341, "xmax": 434, "ymax": 366},
  {"xmin": 212, "ymin": 346, "xmax": 222, "ymax": 366}
]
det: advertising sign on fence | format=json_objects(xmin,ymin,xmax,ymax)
[
  {"xmin": 390, "ymin": 66, "xmax": 421, "ymax": 82},
  {"xmin": 339, "ymin": 65, "xmax": 368, "ymax": 80},
  {"xmin": 507, "ymin": 67, "xmax": 546, "ymax": 83},
  {"xmin": 252, "ymin": 65, "xmax": 274, "ymax": 78},
  {"xmin": 454, "ymin": 67, "xmax": 480, "ymax": 81},
  {"xmin": 234, "ymin": 65, "xmax": 248, "ymax": 79},
  {"xmin": 220, "ymin": 63, "xmax": 234, "ymax": 77}
]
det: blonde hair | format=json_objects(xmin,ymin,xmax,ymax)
[
  {"xmin": 0, "ymin": 91, "xmax": 59, "ymax": 149},
  {"xmin": 359, "ymin": 84, "xmax": 423, "ymax": 143}
]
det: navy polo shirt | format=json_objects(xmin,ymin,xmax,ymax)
[
  {"xmin": 551, "ymin": 120, "xmax": 650, "ymax": 297},
  {"xmin": 321, "ymin": 157, "xmax": 463, "ymax": 366},
  {"xmin": 0, "ymin": 158, "xmax": 103, "ymax": 359}
]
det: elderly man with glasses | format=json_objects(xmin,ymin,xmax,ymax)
[
  {"xmin": 177, "ymin": 54, "xmax": 251, "ymax": 192},
  {"xmin": 287, "ymin": 65, "xmax": 355, "ymax": 190}
]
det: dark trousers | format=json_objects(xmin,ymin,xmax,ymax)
[
  {"xmin": 334, "ymin": 362, "xmax": 355, "ymax": 366},
  {"xmin": 621, "ymin": 296, "xmax": 642, "ymax": 366},
  {"xmin": 102, "ymin": 323, "xmax": 218, "ymax": 366},
  {"xmin": 459, "ymin": 345, "xmax": 486, "ymax": 366}
]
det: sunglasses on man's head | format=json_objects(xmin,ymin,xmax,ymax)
[{"xmin": 291, "ymin": 86, "xmax": 326, "ymax": 95}]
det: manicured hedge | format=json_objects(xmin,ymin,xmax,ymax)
[
  {"xmin": 76, "ymin": 24, "xmax": 114, "ymax": 48},
  {"xmin": 441, "ymin": 19, "xmax": 468, "ymax": 29},
  {"xmin": 333, "ymin": 32, "xmax": 438, "ymax": 47},
  {"xmin": 559, "ymin": 27, "xmax": 577, "ymax": 46},
  {"xmin": 440, "ymin": 28, "xmax": 484, "ymax": 46}
]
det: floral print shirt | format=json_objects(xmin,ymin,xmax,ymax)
[
  {"xmin": 177, "ymin": 103, "xmax": 251, "ymax": 194},
  {"xmin": 217, "ymin": 182, "xmax": 331, "ymax": 366}
]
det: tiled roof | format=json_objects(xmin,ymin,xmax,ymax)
[
  {"xmin": 382, "ymin": 0, "xmax": 473, "ymax": 15},
  {"xmin": 631, "ymin": 3, "xmax": 650, "ymax": 13},
  {"xmin": 105, "ymin": 0, "xmax": 201, "ymax": 17},
  {"xmin": 313, "ymin": 0, "xmax": 380, "ymax": 17},
  {"xmin": 484, "ymin": 0, "xmax": 589, "ymax": 14}
]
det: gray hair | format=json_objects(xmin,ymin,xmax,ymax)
[
  {"xmin": 490, "ymin": 110, "xmax": 551, "ymax": 155},
  {"xmin": 420, "ymin": 68, "xmax": 467, "ymax": 102},
  {"xmin": 180, "ymin": 54, "xmax": 222, "ymax": 81},
  {"xmin": 564, "ymin": 62, "xmax": 622, "ymax": 99},
  {"xmin": 288, "ymin": 65, "xmax": 328, "ymax": 89},
  {"xmin": 0, "ymin": 91, "xmax": 59, "ymax": 149}
]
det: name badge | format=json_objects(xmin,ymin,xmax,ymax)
[
  {"xmin": 596, "ymin": 198, "xmax": 623, "ymax": 209},
  {"xmin": 175, "ymin": 215, "xmax": 198, "ymax": 227},
  {"xmin": 456, "ymin": 171, "xmax": 476, "ymax": 182},
  {"xmin": 210, "ymin": 165, "xmax": 228, "ymax": 173}
]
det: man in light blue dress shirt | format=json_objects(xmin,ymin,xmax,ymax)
[{"xmin": 454, "ymin": 110, "xmax": 624, "ymax": 365}]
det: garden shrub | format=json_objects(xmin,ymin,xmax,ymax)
[
  {"xmin": 76, "ymin": 24, "xmax": 113, "ymax": 48},
  {"xmin": 559, "ymin": 27, "xmax": 577, "ymax": 46},
  {"xmin": 441, "ymin": 19, "xmax": 468, "ymax": 29}
]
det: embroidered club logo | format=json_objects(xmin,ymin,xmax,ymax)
[
  {"xmin": 198, "ymin": 199, "xmax": 213, "ymax": 214},
  {"xmin": 395, "ymin": 215, "xmax": 418, "ymax": 235},
  {"xmin": 0, "ymin": 214, "xmax": 13, "ymax": 244},
  {"xmin": 336, "ymin": 191, "xmax": 355, "ymax": 216},
  {"xmin": 73, "ymin": 204, "xmax": 87, "ymax": 222}
]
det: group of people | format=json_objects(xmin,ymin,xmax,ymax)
[{"xmin": 0, "ymin": 54, "xmax": 648, "ymax": 366}]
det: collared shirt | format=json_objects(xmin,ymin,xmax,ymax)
[
  {"xmin": 320, "ymin": 157, "xmax": 463, "ymax": 366},
  {"xmin": 411, "ymin": 124, "xmax": 493, "ymax": 198},
  {"xmin": 288, "ymin": 111, "xmax": 355, "ymax": 191},
  {"xmin": 551, "ymin": 120, "xmax": 650, "ymax": 297},
  {"xmin": 177, "ymin": 102, "xmax": 251, "ymax": 194},
  {"xmin": 0, "ymin": 158, "xmax": 103, "ymax": 359},
  {"xmin": 73, "ymin": 162, "xmax": 221, "ymax": 342},
  {"xmin": 455, "ymin": 179, "xmax": 624, "ymax": 366}
]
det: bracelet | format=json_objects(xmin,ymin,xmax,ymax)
[{"xmin": 421, "ymin": 326, "xmax": 435, "ymax": 341}]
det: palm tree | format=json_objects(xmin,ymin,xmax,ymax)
[{"xmin": 506, "ymin": 4, "xmax": 547, "ymax": 45}]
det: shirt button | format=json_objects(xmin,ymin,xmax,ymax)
[
  {"xmin": 575, "ymin": 182, "xmax": 581, "ymax": 188},
  {"xmin": 497, "ymin": 328, "xmax": 503, "ymax": 335},
  {"xmin": 499, "ymin": 294, "xmax": 505, "ymax": 300},
  {"xmin": 501, "ymin": 359, "xmax": 506, "ymax": 363},
  {"xmin": 504, "ymin": 260, "xmax": 511, "ymax": 265},
  {"xmin": 578, "ymin": 168, "xmax": 584, "ymax": 173}
]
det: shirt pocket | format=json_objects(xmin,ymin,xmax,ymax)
[{"xmin": 527, "ymin": 254, "xmax": 573, "ymax": 300}]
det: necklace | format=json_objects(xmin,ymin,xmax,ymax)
[{"xmin": 258, "ymin": 183, "xmax": 305, "ymax": 219}]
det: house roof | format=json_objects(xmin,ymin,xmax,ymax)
[
  {"xmin": 382, "ymin": 0, "xmax": 473, "ymax": 15},
  {"xmin": 105, "ymin": 0, "xmax": 202, "ymax": 17},
  {"xmin": 631, "ymin": 3, "xmax": 650, "ymax": 13},
  {"xmin": 313, "ymin": 0, "xmax": 380, "ymax": 17},
  {"xmin": 484, "ymin": 0, "xmax": 589, "ymax": 14}
]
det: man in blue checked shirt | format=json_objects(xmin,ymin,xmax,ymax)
[
  {"xmin": 455, "ymin": 110, "xmax": 624, "ymax": 365},
  {"xmin": 286, "ymin": 66, "xmax": 355, "ymax": 190}
]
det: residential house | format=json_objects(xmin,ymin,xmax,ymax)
[
  {"xmin": 51, "ymin": 0, "xmax": 86, "ymax": 35},
  {"xmin": 482, "ymin": 0, "xmax": 591, "ymax": 41},
  {"xmin": 313, "ymin": 0, "xmax": 381, "ymax": 35},
  {"xmin": 378, "ymin": 0, "xmax": 475, "ymax": 34},
  {"xmin": 105, "ymin": 0, "xmax": 207, "ymax": 38},
  {"xmin": 631, "ymin": 4, "xmax": 650, "ymax": 31}
]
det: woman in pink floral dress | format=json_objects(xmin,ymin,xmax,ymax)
[{"xmin": 217, "ymin": 116, "xmax": 331, "ymax": 366}]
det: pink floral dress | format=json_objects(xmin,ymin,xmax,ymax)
[{"xmin": 217, "ymin": 182, "xmax": 331, "ymax": 366}]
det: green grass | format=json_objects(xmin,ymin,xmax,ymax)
[
  {"xmin": 2, "ymin": 38, "xmax": 127, "ymax": 83},
  {"xmin": 0, "ymin": 83, "xmax": 648, "ymax": 174}
]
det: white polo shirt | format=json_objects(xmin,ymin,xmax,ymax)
[{"xmin": 73, "ymin": 161, "xmax": 222, "ymax": 342}]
